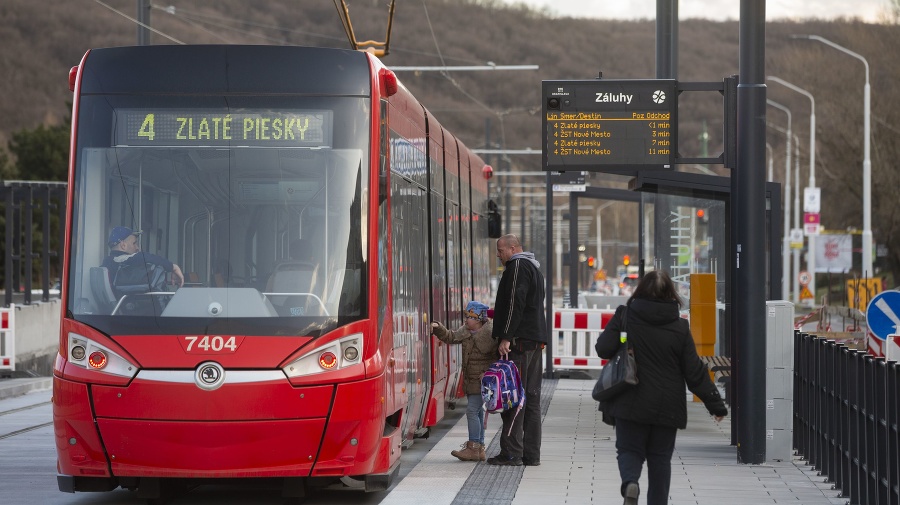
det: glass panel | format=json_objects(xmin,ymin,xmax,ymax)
[
  {"xmin": 67, "ymin": 95, "xmax": 369, "ymax": 336},
  {"xmin": 642, "ymin": 194, "xmax": 726, "ymax": 305}
]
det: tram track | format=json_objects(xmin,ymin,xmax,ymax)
[
  {"xmin": 0, "ymin": 399, "xmax": 53, "ymax": 440},
  {"xmin": 0, "ymin": 400, "xmax": 51, "ymax": 417},
  {"xmin": 0, "ymin": 420, "xmax": 53, "ymax": 440}
]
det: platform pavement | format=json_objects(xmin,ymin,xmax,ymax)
[
  {"xmin": 0, "ymin": 376, "xmax": 52, "ymax": 401},
  {"xmin": 381, "ymin": 378, "xmax": 847, "ymax": 505},
  {"xmin": 0, "ymin": 376, "xmax": 847, "ymax": 504}
]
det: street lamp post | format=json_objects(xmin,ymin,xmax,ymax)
[
  {"xmin": 793, "ymin": 34, "xmax": 872, "ymax": 278},
  {"xmin": 768, "ymin": 76, "xmax": 817, "ymax": 304},
  {"xmin": 767, "ymin": 100, "xmax": 792, "ymax": 302}
]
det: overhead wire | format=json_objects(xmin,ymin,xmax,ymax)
[
  {"xmin": 91, "ymin": 0, "xmax": 185, "ymax": 44},
  {"xmin": 91, "ymin": 0, "xmax": 520, "ymax": 150},
  {"xmin": 420, "ymin": 0, "xmax": 510, "ymax": 149},
  {"xmin": 155, "ymin": 4, "xmax": 348, "ymax": 45},
  {"xmin": 156, "ymin": 2, "xmax": 482, "ymax": 63},
  {"xmin": 153, "ymin": 5, "xmax": 232, "ymax": 44}
]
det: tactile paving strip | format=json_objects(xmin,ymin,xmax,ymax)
[{"xmin": 450, "ymin": 378, "xmax": 558, "ymax": 505}]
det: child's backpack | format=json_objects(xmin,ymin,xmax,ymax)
[{"xmin": 481, "ymin": 357, "xmax": 525, "ymax": 434}]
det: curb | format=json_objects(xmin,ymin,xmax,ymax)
[{"xmin": 0, "ymin": 377, "xmax": 53, "ymax": 401}]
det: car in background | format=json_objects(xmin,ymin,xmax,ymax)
[{"xmin": 618, "ymin": 274, "xmax": 639, "ymax": 296}]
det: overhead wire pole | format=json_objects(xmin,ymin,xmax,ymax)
[
  {"xmin": 766, "ymin": 101, "xmax": 792, "ymax": 302},
  {"xmin": 137, "ymin": 0, "xmax": 151, "ymax": 45},
  {"xmin": 653, "ymin": 0, "xmax": 677, "ymax": 277},
  {"xmin": 792, "ymin": 34, "xmax": 872, "ymax": 279},
  {"xmin": 768, "ymin": 76, "xmax": 817, "ymax": 305}
]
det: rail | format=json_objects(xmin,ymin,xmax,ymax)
[
  {"xmin": 794, "ymin": 331, "xmax": 899, "ymax": 505},
  {"xmin": 1, "ymin": 181, "xmax": 67, "ymax": 306}
]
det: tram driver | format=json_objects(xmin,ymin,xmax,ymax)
[{"xmin": 101, "ymin": 226, "xmax": 184, "ymax": 300}]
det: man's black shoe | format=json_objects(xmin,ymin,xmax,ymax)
[
  {"xmin": 522, "ymin": 459, "xmax": 541, "ymax": 466},
  {"xmin": 486, "ymin": 455, "xmax": 523, "ymax": 466}
]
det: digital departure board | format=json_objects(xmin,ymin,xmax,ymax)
[
  {"xmin": 542, "ymin": 80, "xmax": 677, "ymax": 174},
  {"xmin": 115, "ymin": 109, "xmax": 333, "ymax": 147}
]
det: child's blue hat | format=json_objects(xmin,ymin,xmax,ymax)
[{"xmin": 465, "ymin": 301, "xmax": 489, "ymax": 322}]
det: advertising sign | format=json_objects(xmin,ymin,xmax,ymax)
[{"xmin": 815, "ymin": 234, "xmax": 852, "ymax": 273}]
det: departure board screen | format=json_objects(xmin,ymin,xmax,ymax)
[
  {"xmin": 542, "ymin": 80, "xmax": 677, "ymax": 174},
  {"xmin": 114, "ymin": 109, "xmax": 333, "ymax": 147}
]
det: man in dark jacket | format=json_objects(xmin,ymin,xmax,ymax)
[
  {"xmin": 101, "ymin": 226, "xmax": 184, "ymax": 299},
  {"xmin": 487, "ymin": 234, "xmax": 547, "ymax": 466}
]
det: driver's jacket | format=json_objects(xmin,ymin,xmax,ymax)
[{"xmin": 101, "ymin": 250, "xmax": 175, "ymax": 297}]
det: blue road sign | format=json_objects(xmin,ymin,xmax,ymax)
[{"xmin": 866, "ymin": 290, "xmax": 900, "ymax": 341}]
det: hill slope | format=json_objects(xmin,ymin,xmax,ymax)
[{"xmin": 4, "ymin": 0, "xmax": 900, "ymax": 277}]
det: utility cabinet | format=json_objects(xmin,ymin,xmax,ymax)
[{"xmin": 765, "ymin": 300, "xmax": 794, "ymax": 462}]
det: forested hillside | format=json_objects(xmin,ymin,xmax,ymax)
[{"xmin": 3, "ymin": 0, "xmax": 900, "ymax": 279}]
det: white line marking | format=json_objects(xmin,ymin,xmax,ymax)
[{"xmin": 875, "ymin": 297, "xmax": 900, "ymax": 329}]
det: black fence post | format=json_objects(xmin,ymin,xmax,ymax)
[
  {"xmin": 2, "ymin": 181, "xmax": 68, "ymax": 306},
  {"xmin": 23, "ymin": 185, "xmax": 33, "ymax": 305},
  {"xmin": 887, "ymin": 362, "xmax": 899, "ymax": 505},
  {"xmin": 41, "ymin": 186, "xmax": 51, "ymax": 301},
  {"xmin": 792, "ymin": 333, "xmax": 900, "ymax": 505},
  {"xmin": 4, "ymin": 186, "xmax": 13, "ymax": 307}
]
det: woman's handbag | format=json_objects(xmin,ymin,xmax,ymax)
[{"xmin": 592, "ymin": 307, "xmax": 638, "ymax": 402}]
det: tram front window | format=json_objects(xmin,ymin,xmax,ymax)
[{"xmin": 67, "ymin": 96, "xmax": 369, "ymax": 336}]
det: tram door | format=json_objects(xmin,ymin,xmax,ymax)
[{"xmin": 390, "ymin": 175, "xmax": 430, "ymax": 443}]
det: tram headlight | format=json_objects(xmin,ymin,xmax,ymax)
[
  {"xmin": 283, "ymin": 333, "xmax": 363, "ymax": 378},
  {"xmin": 70, "ymin": 345, "xmax": 86, "ymax": 361}
]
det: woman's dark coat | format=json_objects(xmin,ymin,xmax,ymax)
[{"xmin": 595, "ymin": 298, "xmax": 727, "ymax": 429}]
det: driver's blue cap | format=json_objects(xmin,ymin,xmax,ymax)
[{"xmin": 108, "ymin": 226, "xmax": 141, "ymax": 247}]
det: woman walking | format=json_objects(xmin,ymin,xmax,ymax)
[
  {"xmin": 431, "ymin": 301, "xmax": 497, "ymax": 461},
  {"xmin": 596, "ymin": 270, "xmax": 728, "ymax": 505}
]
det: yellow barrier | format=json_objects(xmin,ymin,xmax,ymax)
[{"xmin": 846, "ymin": 278, "xmax": 884, "ymax": 310}]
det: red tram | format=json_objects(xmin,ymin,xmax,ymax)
[{"xmin": 54, "ymin": 45, "xmax": 493, "ymax": 498}]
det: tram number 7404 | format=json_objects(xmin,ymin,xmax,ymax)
[{"xmin": 182, "ymin": 335, "xmax": 239, "ymax": 353}]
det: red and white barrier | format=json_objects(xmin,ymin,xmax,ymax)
[
  {"xmin": 0, "ymin": 305, "xmax": 15, "ymax": 372},
  {"xmin": 868, "ymin": 331, "xmax": 884, "ymax": 358},
  {"xmin": 552, "ymin": 307, "xmax": 616, "ymax": 370},
  {"xmin": 883, "ymin": 334, "xmax": 900, "ymax": 361}
]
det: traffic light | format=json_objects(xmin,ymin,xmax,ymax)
[
  {"xmin": 696, "ymin": 208, "xmax": 708, "ymax": 223},
  {"xmin": 623, "ymin": 254, "xmax": 630, "ymax": 266},
  {"xmin": 587, "ymin": 256, "xmax": 595, "ymax": 268}
]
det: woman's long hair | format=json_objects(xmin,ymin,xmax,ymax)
[{"xmin": 628, "ymin": 270, "xmax": 683, "ymax": 308}]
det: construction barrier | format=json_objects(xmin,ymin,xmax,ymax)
[
  {"xmin": 882, "ymin": 334, "xmax": 900, "ymax": 360},
  {"xmin": 552, "ymin": 307, "xmax": 616, "ymax": 370},
  {"xmin": 0, "ymin": 305, "xmax": 15, "ymax": 372}
]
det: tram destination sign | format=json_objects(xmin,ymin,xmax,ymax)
[
  {"xmin": 542, "ymin": 79, "xmax": 678, "ymax": 174},
  {"xmin": 114, "ymin": 109, "xmax": 333, "ymax": 148}
]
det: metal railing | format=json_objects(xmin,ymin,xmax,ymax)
[
  {"xmin": 1, "ymin": 181, "xmax": 67, "ymax": 306},
  {"xmin": 794, "ymin": 332, "xmax": 899, "ymax": 505}
]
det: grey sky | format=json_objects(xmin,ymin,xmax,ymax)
[{"xmin": 502, "ymin": 0, "xmax": 893, "ymax": 22}]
